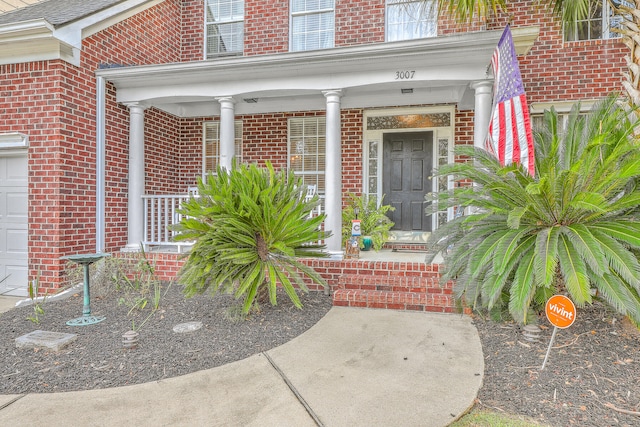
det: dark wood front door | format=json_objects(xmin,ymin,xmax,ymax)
[{"xmin": 382, "ymin": 132, "xmax": 433, "ymax": 232}]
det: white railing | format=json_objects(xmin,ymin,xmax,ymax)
[
  {"xmin": 142, "ymin": 190, "xmax": 324, "ymax": 253},
  {"xmin": 142, "ymin": 193, "xmax": 195, "ymax": 253}
]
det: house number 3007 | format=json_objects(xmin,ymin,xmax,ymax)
[{"xmin": 395, "ymin": 70, "xmax": 415, "ymax": 80}]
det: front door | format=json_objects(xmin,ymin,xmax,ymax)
[{"xmin": 382, "ymin": 132, "xmax": 433, "ymax": 232}]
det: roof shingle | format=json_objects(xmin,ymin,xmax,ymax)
[{"xmin": 0, "ymin": 0, "xmax": 127, "ymax": 27}]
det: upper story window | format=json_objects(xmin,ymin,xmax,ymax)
[
  {"xmin": 291, "ymin": 0, "xmax": 335, "ymax": 51},
  {"xmin": 386, "ymin": 0, "xmax": 437, "ymax": 42},
  {"xmin": 203, "ymin": 121, "xmax": 243, "ymax": 174},
  {"xmin": 564, "ymin": 0, "xmax": 627, "ymax": 41},
  {"xmin": 205, "ymin": 0, "xmax": 244, "ymax": 58}
]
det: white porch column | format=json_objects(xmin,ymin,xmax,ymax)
[
  {"xmin": 322, "ymin": 90, "xmax": 343, "ymax": 257},
  {"xmin": 471, "ymin": 80, "xmax": 494, "ymax": 149},
  {"xmin": 124, "ymin": 102, "xmax": 146, "ymax": 251},
  {"xmin": 217, "ymin": 96, "xmax": 236, "ymax": 170}
]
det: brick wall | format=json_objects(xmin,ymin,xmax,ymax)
[
  {"xmin": 179, "ymin": 0, "xmax": 624, "ymax": 104},
  {"xmin": 244, "ymin": 1, "xmax": 289, "ymax": 55},
  {"xmin": 173, "ymin": 109, "xmax": 363, "ymax": 203},
  {"xmin": 6, "ymin": 0, "xmax": 628, "ymax": 292},
  {"xmin": 179, "ymin": 119, "xmax": 205, "ymax": 189},
  {"xmin": 488, "ymin": 1, "xmax": 625, "ymax": 104},
  {"xmin": 0, "ymin": 61, "xmax": 65, "ymax": 290},
  {"xmin": 0, "ymin": 1, "xmax": 182, "ymax": 292},
  {"xmin": 145, "ymin": 109, "xmax": 182, "ymax": 194},
  {"xmin": 335, "ymin": 0, "xmax": 385, "ymax": 47},
  {"xmin": 181, "ymin": 0, "xmax": 205, "ymax": 61}
]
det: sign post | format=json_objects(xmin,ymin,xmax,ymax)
[
  {"xmin": 541, "ymin": 294, "xmax": 576, "ymax": 370},
  {"xmin": 345, "ymin": 220, "xmax": 361, "ymax": 259}
]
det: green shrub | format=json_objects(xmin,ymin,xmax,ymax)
[
  {"xmin": 173, "ymin": 161, "xmax": 329, "ymax": 314},
  {"xmin": 429, "ymin": 95, "xmax": 640, "ymax": 324}
]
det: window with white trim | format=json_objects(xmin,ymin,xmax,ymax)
[
  {"xmin": 288, "ymin": 117, "xmax": 325, "ymax": 193},
  {"xmin": 205, "ymin": 0, "xmax": 244, "ymax": 58},
  {"xmin": 564, "ymin": 0, "xmax": 628, "ymax": 41},
  {"xmin": 530, "ymin": 101, "xmax": 594, "ymax": 132},
  {"xmin": 203, "ymin": 121, "xmax": 243, "ymax": 173},
  {"xmin": 290, "ymin": 0, "xmax": 335, "ymax": 51},
  {"xmin": 386, "ymin": 0, "xmax": 437, "ymax": 41}
]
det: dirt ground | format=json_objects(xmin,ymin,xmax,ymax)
[
  {"xmin": 2, "ymin": 285, "xmax": 638, "ymax": 427},
  {"xmin": 473, "ymin": 301, "xmax": 640, "ymax": 427}
]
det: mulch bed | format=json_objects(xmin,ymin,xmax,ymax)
[
  {"xmin": 473, "ymin": 301, "xmax": 640, "ymax": 427},
  {"xmin": 1, "ymin": 284, "xmax": 639, "ymax": 427},
  {"xmin": 0, "ymin": 284, "xmax": 332, "ymax": 394}
]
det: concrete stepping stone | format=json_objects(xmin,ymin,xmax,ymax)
[
  {"xmin": 15, "ymin": 330, "xmax": 77, "ymax": 351},
  {"xmin": 172, "ymin": 321, "xmax": 202, "ymax": 333}
]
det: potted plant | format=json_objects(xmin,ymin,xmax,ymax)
[{"xmin": 342, "ymin": 193, "xmax": 394, "ymax": 251}]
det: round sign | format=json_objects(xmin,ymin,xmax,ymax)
[{"xmin": 545, "ymin": 295, "xmax": 577, "ymax": 329}]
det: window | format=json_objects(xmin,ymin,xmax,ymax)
[
  {"xmin": 564, "ymin": 0, "xmax": 628, "ymax": 41},
  {"xmin": 386, "ymin": 0, "xmax": 437, "ymax": 42},
  {"xmin": 205, "ymin": 0, "xmax": 244, "ymax": 58},
  {"xmin": 203, "ymin": 121, "xmax": 243, "ymax": 173},
  {"xmin": 291, "ymin": 0, "xmax": 335, "ymax": 51},
  {"xmin": 530, "ymin": 101, "xmax": 594, "ymax": 132},
  {"xmin": 288, "ymin": 117, "xmax": 325, "ymax": 193}
]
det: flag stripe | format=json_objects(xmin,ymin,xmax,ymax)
[{"xmin": 486, "ymin": 25, "xmax": 535, "ymax": 176}]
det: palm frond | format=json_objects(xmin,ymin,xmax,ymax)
[{"xmin": 434, "ymin": 94, "xmax": 640, "ymax": 323}]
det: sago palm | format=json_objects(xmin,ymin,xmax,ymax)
[
  {"xmin": 173, "ymin": 161, "xmax": 329, "ymax": 315},
  {"xmin": 436, "ymin": 0, "xmax": 590, "ymax": 27},
  {"xmin": 429, "ymin": 95, "xmax": 640, "ymax": 324}
]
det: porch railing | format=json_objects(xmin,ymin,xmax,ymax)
[
  {"xmin": 142, "ymin": 192, "xmax": 324, "ymax": 252},
  {"xmin": 142, "ymin": 194, "xmax": 196, "ymax": 253}
]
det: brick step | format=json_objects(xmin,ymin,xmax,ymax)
[
  {"xmin": 333, "ymin": 272, "xmax": 457, "ymax": 313},
  {"xmin": 337, "ymin": 274, "xmax": 442, "ymax": 293},
  {"xmin": 332, "ymin": 289, "xmax": 456, "ymax": 313}
]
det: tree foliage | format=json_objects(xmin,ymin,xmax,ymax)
[
  {"xmin": 436, "ymin": 0, "xmax": 590, "ymax": 28},
  {"xmin": 173, "ymin": 162, "xmax": 329, "ymax": 314},
  {"xmin": 428, "ymin": 95, "xmax": 640, "ymax": 324}
]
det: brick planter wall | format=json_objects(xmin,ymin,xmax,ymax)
[{"xmin": 145, "ymin": 252, "xmax": 458, "ymax": 313}]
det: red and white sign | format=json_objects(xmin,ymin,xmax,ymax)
[{"xmin": 545, "ymin": 295, "xmax": 576, "ymax": 329}]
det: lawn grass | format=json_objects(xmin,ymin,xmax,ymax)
[{"xmin": 450, "ymin": 409, "xmax": 552, "ymax": 427}]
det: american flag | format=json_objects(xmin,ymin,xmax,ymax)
[{"xmin": 487, "ymin": 25, "xmax": 535, "ymax": 176}]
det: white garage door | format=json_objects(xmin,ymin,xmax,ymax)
[{"xmin": 0, "ymin": 151, "xmax": 28, "ymax": 296}]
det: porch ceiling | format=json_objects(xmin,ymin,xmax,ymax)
[{"xmin": 97, "ymin": 26, "xmax": 539, "ymax": 117}]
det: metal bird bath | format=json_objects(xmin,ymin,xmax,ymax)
[{"xmin": 61, "ymin": 253, "xmax": 110, "ymax": 326}]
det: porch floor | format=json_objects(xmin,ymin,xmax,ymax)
[{"xmin": 356, "ymin": 248, "xmax": 443, "ymax": 264}]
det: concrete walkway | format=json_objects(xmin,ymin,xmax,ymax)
[{"xmin": 0, "ymin": 297, "xmax": 484, "ymax": 427}]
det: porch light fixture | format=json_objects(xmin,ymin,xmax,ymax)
[
  {"xmin": 243, "ymin": 98, "xmax": 258, "ymax": 103},
  {"xmin": 401, "ymin": 88, "xmax": 413, "ymax": 94}
]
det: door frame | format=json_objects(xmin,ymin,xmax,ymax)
[{"xmin": 363, "ymin": 106, "xmax": 455, "ymax": 240}]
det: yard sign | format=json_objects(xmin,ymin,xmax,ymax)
[{"xmin": 541, "ymin": 294, "xmax": 577, "ymax": 370}]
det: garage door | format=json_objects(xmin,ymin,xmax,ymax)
[{"xmin": 0, "ymin": 151, "xmax": 28, "ymax": 296}]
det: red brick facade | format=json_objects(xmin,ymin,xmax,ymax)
[{"xmin": 0, "ymin": 0, "xmax": 627, "ymax": 293}]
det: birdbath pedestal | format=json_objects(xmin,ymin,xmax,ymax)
[{"xmin": 61, "ymin": 253, "xmax": 110, "ymax": 326}]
